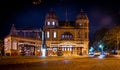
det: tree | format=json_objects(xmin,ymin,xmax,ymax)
[
  {"xmin": 102, "ymin": 25, "xmax": 120, "ymax": 52},
  {"xmin": 92, "ymin": 27, "xmax": 109, "ymax": 51}
]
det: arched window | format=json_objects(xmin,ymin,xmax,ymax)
[
  {"xmin": 52, "ymin": 21, "xmax": 55, "ymax": 25},
  {"xmin": 61, "ymin": 32, "xmax": 73, "ymax": 40},
  {"xmin": 47, "ymin": 21, "xmax": 50, "ymax": 25}
]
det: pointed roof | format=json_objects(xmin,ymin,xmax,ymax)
[
  {"xmin": 9, "ymin": 24, "xmax": 16, "ymax": 35},
  {"xmin": 65, "ymin": 9, "xmax": 68, "ymax": 22},
  {"xmin": 45, "ymin": 8, "xmax": 58, "ymax": 19},
  {"xmin": 76, "ymin": 9, "xmax": 88, "ymax": 19}
]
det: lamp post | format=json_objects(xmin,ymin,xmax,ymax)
[
  {"xmin": 40, "ymin": 28, "xmax": 46, "ymax": 57},
  {"xmin": 117, "ymin": 33, "xmax": 120, "ymax": 55},
  {"xmin": 99, "ymin": 44, "xmax": 104, "ymax": 55}
]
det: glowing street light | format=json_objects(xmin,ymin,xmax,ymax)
[
  {"xmin": 89, "ymin": 47, "xmax": 94, "ymax": 52},
  {"xmin": 99, "ymin": 44, "xmax": 104, "ymax": 55},
  {"xmin": 41, "ymin": 48, "xmax": 46, "ymax": 57},
  {"xmin": 40, "ymin": 28, "xmax": 46, "ymax": 57}
]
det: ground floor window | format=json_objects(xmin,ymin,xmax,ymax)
[
  {"xmin": 19, "ymin": 44, "xmax": 35, "ymax": 56},
  {"xmin": 46, "ymin": 47, "xmax": 84, "ymax": 56}
]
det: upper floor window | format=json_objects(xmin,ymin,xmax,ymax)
[
  {"xmin": 52, "ymin": 21, "xmax": 55, "ymax": 25},
  {"xmin": 47, "ymin": 31, "xmax": 50, "ymax": 38},
  {"xmin": 53, "ymin": 32, "xmax": 56, "ymax": 38},
  {"xmin": 47, "ymin": 21, "xmax": 50, "ymax": 25}
]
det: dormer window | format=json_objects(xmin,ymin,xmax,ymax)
[
  {"xmin": 47, "ymin": 21, "xmax": 50, "ymax": 25},
  {"xmin": 52, "ymin": 21, "xmax": 55, "ymax": 25}
]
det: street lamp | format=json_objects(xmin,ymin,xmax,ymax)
[
  {"xmin": 117, "ymin": 33, "xmax": 120, "ymax": 55},
  {"xmin": 89, "ymin": 47, "xmax": 94, "ymax": 52},
  {"xmin": 40, "ymin": 28, "xmax": 46, "ymax": 57},
  {"xmin": 99, "ymin": 44, "xmax": 104, "ymax": 55}
]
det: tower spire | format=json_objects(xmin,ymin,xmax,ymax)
[
  {"xmin": 65, "ymin": 9, "xmax": 68, "ymax": 22},
  {"xmin": 9, "ymin": 24, "xmax": 16, "ymax": 35}
]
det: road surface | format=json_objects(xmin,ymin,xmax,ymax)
[{"xmin": 0, "ymin": 55, "xmax": 120, "ymax": 70}]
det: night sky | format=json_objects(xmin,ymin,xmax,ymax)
[{"xmin": 0, "ymin": 0, "xmax": 120, "ymax": 41}]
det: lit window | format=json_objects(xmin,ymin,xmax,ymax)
[
  {"xmin": 53, "ymin": 48, "xmax": 57, "ymax": 51},
  {"xmin": 13, "ymin": 41, "xmax": 17, "ymax": 50},
  {"xmin": 68, "ymin": 48, "xmax": 69, "ymax": 51},
  {"xmin": 52, "ymin": 22, "xmax": 55, "ymax": 25},
  {"xmin": 47, "ymin": 31, "xmax": 49, "ymax": 38},
  {"xmin": 62, "ymin": 48, "xmax": 64, "ymax": 51},
  {"xmin": 4, "ymin": 39, "xmax": 9, "ymax": 51},
  {"xmin": 62, "ymin": 35, "xmax": 64, "ymax": 38},
  {"xmin": 65, "ymin": 48, "xmax": 66, "ymax": 51},
  {"xmin": 61, "ymin": 32, "xmax": 73, "ymax": 39},
  {"xmin": 47, "ymin": 21, "xmax": 50, "ymax": 25},
  {"xmin": 53, "ymin": 32, "xmax": 56, "ymax": 38},
  {"xmin": 65, "ymin": 35, "xmax": 67, "ymax": 38}
]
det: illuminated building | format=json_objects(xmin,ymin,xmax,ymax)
[{"xmin": 4, "ymin": 9, "xmax": 89, "ymax": 56}]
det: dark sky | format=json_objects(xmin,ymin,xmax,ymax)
[{"xmin": 0, "ymin": 0, "xmax": 120, "ymax": 40}]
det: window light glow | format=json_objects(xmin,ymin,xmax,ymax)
[
  {"xmin": 52, "ymin": 22, "xmax": 55, "ymax": 25},
  {"xmin": 47, "ymin": 21, "xmax": 50, "ymax": 25},
  {"xmin": 47, "ymin": 31, "xmax": 49, "ymax": 38},
  {"xmin": 13, "ymin": 41, "xmax": 17, "ymax": 50},
  {"xmin": 53, "ymin": 32, "xmax": 56, "ymax": 38},
  {"xmin": 65, "ymin": 48, "xmax": 66, "ymax": 51},
  {"xmin": 70, "ymin": 48, "xmax": 72, "ymax": 51}
]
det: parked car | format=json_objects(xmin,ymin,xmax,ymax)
[
  {"xmin": 89, "ymin": 52, "xmax": 94, "ymax": 55},
  {"xmin": 104, "ymin": 52, "xmax": 110, "ymax": 55},
  {"xmin": 94, "ymin": 52, "xmax": 101, "ymax": 56}
]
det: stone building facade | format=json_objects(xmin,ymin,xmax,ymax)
[{"xmin": 4, "ymin": 9, "xmax": 89, "ymax": 56}]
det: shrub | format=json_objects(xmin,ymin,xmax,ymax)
[{"xmin": 6, "ymin": 53, "xmax": 10, "ymax": 56}]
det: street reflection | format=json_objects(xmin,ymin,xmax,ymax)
[
  {"xmin": 62, "ymin": 60, "xmax": 71, "ymax": 64},
  {"xmin": 41, "ymin": 61, "xmax": 47, "ymax": 65}
]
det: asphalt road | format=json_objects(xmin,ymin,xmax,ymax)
[{"xmin": 0, "ymin": 55, "xmax": 119, "ymax": 70}]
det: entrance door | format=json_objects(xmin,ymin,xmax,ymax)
[
  {"xmin": 58, "ymin": 42, "xmax": 77, "ymax": 56},
  {"xmin": 77, "ymin": 47, "xmax": 82, "ymax": 55}
]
